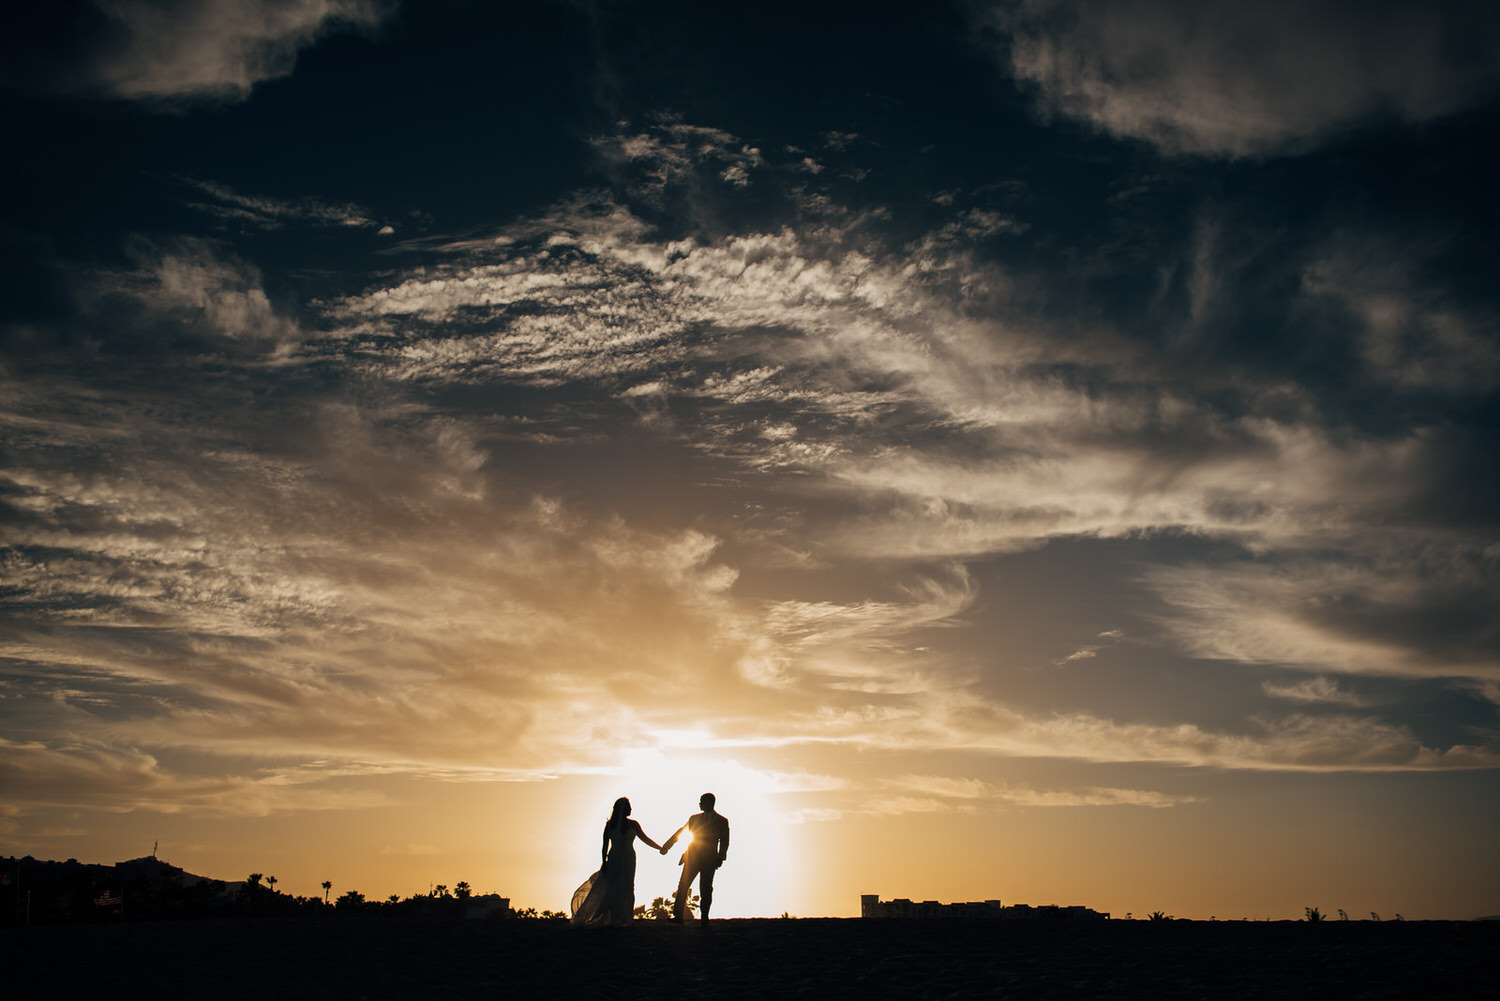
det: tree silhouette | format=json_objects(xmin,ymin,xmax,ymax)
[
  {"xmin": 637, "ymin": 892, "xmax": 701, "ymax": 920},
  {"xmin": 455, "ymin": 881, "xmax": 471, "ymax": 900},
  {"xmin": 266, "ymin": 875, "xmax": 277, "ymax": 895},
  {"xmin": 247, "ymin": 873, "xmax": 263, "ymax": 888},
  {"xmin": 322, "ymin": 880, "xmax": 332, "ymax": 904}
]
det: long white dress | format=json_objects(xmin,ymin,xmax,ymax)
[{"xmin": 570, "ymin": 818, "xmax": 637, "ymax": 927}]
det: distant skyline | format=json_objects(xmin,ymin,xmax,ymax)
[{"xmin": 2, "ymin": 1, "xmax": 1498, "ymax": 919}]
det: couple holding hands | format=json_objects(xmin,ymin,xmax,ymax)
[{"xmin": 570, "ymin": 793, "xmax": 730, "ymax": 928}]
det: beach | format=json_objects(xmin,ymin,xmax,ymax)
[{"xmin": 5, "ymin": 917, "xmax": 1493, "ymax": 999}]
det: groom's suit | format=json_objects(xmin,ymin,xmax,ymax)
[{"xmin": 663, "ymin": 808, "xmax": 730, "ymax": 922}]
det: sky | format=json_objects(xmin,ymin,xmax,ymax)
[{"xmin": 2, "ymin": 0, "xmax": 1499, "ymax": 920}]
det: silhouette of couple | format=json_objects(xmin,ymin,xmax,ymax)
[{"xmin": 570, "ymin": 793, "xmax": 730, "ymax": 928}]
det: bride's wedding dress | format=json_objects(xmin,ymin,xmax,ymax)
[{"xmin": 570, "ymin": 819, "xmax": 637, "ymax": 927}]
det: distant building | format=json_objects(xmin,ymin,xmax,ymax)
[
  {"xmin": 465, "ymin": 893, "xmax": 511, "ymax": 918},
  {"xmin": 862, "ymin": 894, "xmax": 1107, "ymax": 921}
]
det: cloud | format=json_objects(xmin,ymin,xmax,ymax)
[
  {"xmin": 315, "ymin": 123, "xmax": 1500, "ymax": 722},
  {"xmin": 0, "ymin": 737, "xmax": 390, "ymax": 816},
  {"xmin": 1144, "ymin": 552, "xmax": 1500, "ymax": 684},
  {"xmin": 1262, "ymin": 677, "xmax": 1371, "ymax": 707},
  {"xmin": 325, "ymin": 147, "xmax": 1494, "ymax": 577},
  {"xmin": 6, "ymin": 114, "xmax": 1497, "ymax": 829},
  {"xmin": 1300, "ymin": 234, "xmax": 1500, "ymax": 392},
  {"xmin": 182, "ymin": 179, "xmax": 383, "ymax": 231},
  {"xmin": 1053, "ymin": 629, "xmax": 1124, "ymax": 666},
  {"xmin": 116, "ymin": 237, "xmax": 303, "ymax": 350},
  {"xmin": 72, "ymin": 0, "xmax": 393, "ymax": 104},
  {"xmin": 590, "ymin": 116, "xmax": 766, "ymax": 208},
  {"xmin": 791, "ymin": 773, "xmax": 1195, "ymax": 820},
  {"xmin": 883, "ymin": 774, "xmax": 1192, "ymax": 809},
  {"xmin": 982, "ymin": 0, "xmax": 1500, "ymax": 156},
  {"xmin": 750, "ymin": 691, "xmax": 1498, "ymax": 772},
  {"xmin": 0, "ymin": 413, "xmax": 755, "ymax": 777},
  {"xmin": 748, "ymin": 568, "xmax": 977, "ymax": 689},
  {"xmin": 12, "ymin": 237, "xmax": 306, "ymax": 365},
  {"xmin": 1, "ymin": 288, "xmax": 774, "ymax": 816},
  {"xmin": 888, "ymin": 774, "xmax": 1194, "ymax": 804}
]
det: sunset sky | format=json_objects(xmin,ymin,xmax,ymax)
[{"xmin": 3, "ymin": 1, "xmax": 1499, "ymax": 920}]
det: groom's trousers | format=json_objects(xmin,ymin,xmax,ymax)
[{"xmin": 673, "ymin": 851, "xmax": 717, "ymax": 921}]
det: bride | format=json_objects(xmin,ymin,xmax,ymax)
[{"xmin": 570, "ymin": 797, "xmax": 663, "ymax": 927}]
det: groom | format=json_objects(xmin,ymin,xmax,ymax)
[{"xmin": 660, "ymin": 792, "xmax": 730, "ymax": 925}]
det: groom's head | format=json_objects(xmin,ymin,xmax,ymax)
[{"xmin": 700, "ymin": 792, "xmax": 716, "ymax": 810}]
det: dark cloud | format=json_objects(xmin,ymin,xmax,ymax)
[
  {"xmin": 0, "ymin": 0, "xmax": 394, "ymax": 105},
  {"xmin": 982, "ymin": 0, "xmax": 1500, "ymax": 156}
]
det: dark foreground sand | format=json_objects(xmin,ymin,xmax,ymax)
[{"xmin": 5, "ymin": 917, "xmax": 1494, "ymax": 1000}]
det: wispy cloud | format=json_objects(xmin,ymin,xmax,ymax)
[
  {"xmin": 1262, "ymin": 677, "xmax": 1371, "ymax": 707},
  {"xmin": 1053, "ymin": 630, "xmax": 1124, "ymax": 667},
  {"xmin": 182, "ymin": 178, "xmax": 383, "ymax": 231},
  {"xmin": 0, "ymin": 737, "xmax": 391, "ymax": 816},
  {"xmin": 749, "ymin": 568, "xmax": 976, "ymax": 689},
  {"xmin": 753, "ymin": 694, "xmax": 1498, "ymax": 772},
  {"xmin": 1144, "ymin": 553, "xmax": 1500, "ymax": 685},
  {"xmin": 5, "ymin": 113, "xmax": 1497, "ymax": 829},
  {"xmin": 792, "ymin": 773, "xmax": 1195, "ymax": 820},
  {"xmin": 883, "ymin": 774, "xmax": 1193, "ymax": 809},
  {"xmin": 1301, "ymin": 233, "xmax": 1500, "ymax": 391}
]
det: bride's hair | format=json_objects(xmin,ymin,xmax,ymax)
[{"xmin": 608, "ymin": 797, "xmax": 631, "ymax": 826}]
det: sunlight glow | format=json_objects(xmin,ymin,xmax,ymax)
[{"xmin": 566, "ymin": 749, "xmax": 797, "ymax": 917}]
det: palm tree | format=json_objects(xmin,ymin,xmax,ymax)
[
  {"xmin": 267, "ymin": 875, "xmax": 277, "ymax": 895},
  {"xmin": 455, "ymin": 881, "xmax": 471, "ymax": 900},
  {"xmin": 322, "ymin": 880, "xmax": 332, "ymax": 904}
]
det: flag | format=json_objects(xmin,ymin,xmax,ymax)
[{"xmin": 95, "ymin": 891, "xmax": 122, "ymax": 907}]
